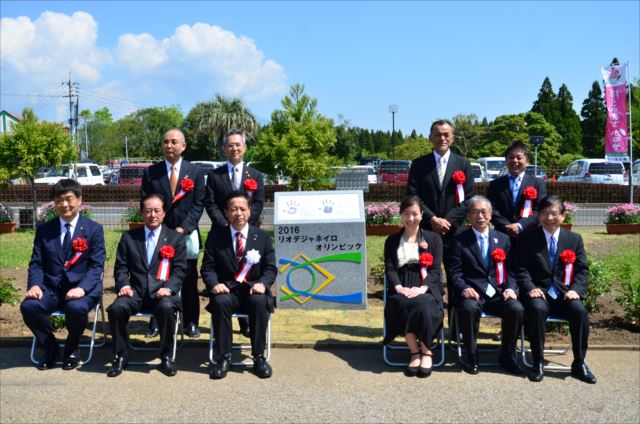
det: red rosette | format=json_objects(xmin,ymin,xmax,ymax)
[
  {"xmin": 181, "ymin": 177, "xmax": 194, "ymax": 192},
  {"xmin": 559, "ymin": 249, "xmax": 576, "ymax": 265},
  {"xmin": 522, "ymin": 186, "xmax": 537, "ymax": 200},
  {"xmin": 452, "ymin": 170, "xmax": 466, "ymax": 184},
  {"xmin": 160, "ymin": 245, "xmax": 175, "ymax": 259},
  {"xmin": 490, "ymin": 248, "xmax": 506, "ymax": 262},
  {"xmin": 72, "ymin": 237, "xmax": 88, "ymax": 252},
  {"xmin": 419, "ymin": 252, "xmax": 434, "ymax": 267},
  {"xmin": 244, "ymin": 179, "xmax": 258, "ymax": 191}
]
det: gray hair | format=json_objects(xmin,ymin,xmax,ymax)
[
  {"xmin": 468, "ymin": 195, "xmax": 492, "ymax": 213},
  {"xmin": 223, "ymin": 128, "xmax": 246, "ymax": 145}
]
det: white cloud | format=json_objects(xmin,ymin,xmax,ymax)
[{"xmin": 116, "ymin": 33, "xmax": 167, "ymax": 73}]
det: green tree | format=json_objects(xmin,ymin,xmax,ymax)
[
  {"xmin": 331, "ymin": 116, "xmax": 359, "ymax": 163},
  {"xmin": 555, "ymin": 84, "xmax": 583, "ymax": 154},
  {"xmin": 451, "ymin": 113, "xmax": 489, "ymax": 159},
  {"xmin": 580, "ymin": 81, "xmax": 607, "ymax": 157},
  {"xmin": 630, "ymin": 79, "xmax": 639, "ymax": 160},
  {"xmin": 252, "ymin": 84, "xmax": 336, "ymax": 190},
  {"xmin": 79, "ymin": 107, "xmax": 119, "ymax": 164},
  {"xmin": 531, "ymin": 77, "xmax": 561, "ymax": 128},
  {"xmin": 112, "ymin": 106, "xmax": 183, "ymax": 159},
  {"xmin": 394, "ymin": 135, "xmax": 431, "ymax": 160},
  {"xmin": 0, "ymin": 108, "xmax": 74, "ymax": 226},
  {"xmin": 183, "ymin": 95, "xmax": 259, "ymax": 161}
]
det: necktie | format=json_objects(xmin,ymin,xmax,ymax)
[
  {"xmin": 510, "ymin": 175, "xmax": 520, "ymax": 205},
  {"xmin": 169, "ymin": 165, "xmax": 178, "ymax": 195},
  {"xmin": 549, "ymin": 236, "xmax": 557, "ymax": 269},
  {"xmin": 480, "ymin": 234, "xmax": 489, "ymax": 268},
  {"xmin": 235, "ymin": 232, "xmax": 245, "ymax": 263},
  {"xmin": 438, "ymin": 157, "xmax": 446, "ymax": 185},
  {"xmin": 146, "ymin": 231, "xmax": 156, "ymax": 265},
  {"xmin": 232, "ymin": 166, "xmax": 240, "ymax": 191},
  {"xmin": 62, "ymin": 223, "xmax": 72, "ymax": 260}
]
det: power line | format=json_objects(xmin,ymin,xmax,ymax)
[{"xmin": 77, "ymin": 88, "xmax": 150, "ymax": 108}]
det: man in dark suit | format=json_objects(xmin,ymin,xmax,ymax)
[
  {"xmin": 449, "ymin": 195, "xmax": 524, "ymax": 376},
  {"xmin": 204, "ymin": 128, "xmax": 265, "ymax": 336},
  {"xmin": 106, "ymin": 194, "xmax": 187, "ymax": 377},
  {"xmin": 487, "ymin": 141, "xmax": 547, "ymax": 238},
  {"xmin": 141, "ymin": 128, "xmax": 205, "ymax": 338},
  {"xmin": 516, "ymin": 196, "xmax": 596, "ymax": 384},
  {"xmin": 201, "ymin": 192, "xmax": 277, "ymax": 379},
  {"xmin": 21, "ymin": 179, "xmax": 105, "ymax": 370},
  {"xmin": 406, "ymin": 119, "xmax": 474, "ymax": 307}
]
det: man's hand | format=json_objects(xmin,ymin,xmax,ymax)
[
  {"xmin": 118, "ymin": 287, "xmax": 134, "ymax": 297},
  {"xmin": 528, "ymin": 288, "xmax": 546, "ymax": 299},
  {"xmin": 212, "ymin": 283, "xmax": 230, "ymax": 295},
  {"xmin": 175, "ymin": 227, "xmax": 185, "ymax": 235},
  {"xmin": 503, "ymin": 288, "xmax": 517, "ymax": 301},
  {"xmin": 26, "ymin": 286, "xmax": 43, "ymax": 300},
  {"xmin": 505, "ymin": 224, "xmax": 521, "ymax": 237},
  {"xmin": 250, "ymin": 283, "xmax": 266, "ymax": 294},
  {"xmin": 65, "ymin": 287, "xmax": 86, "ymax": 300},
  {"xmin": 156, "ymin": 288, "xmax": 172, "ymax": 298},
  {"xmin": 430, "ymin": 216, "xmax": 451, "ymax": 235},
  {"xmin": 463, "ymin": 287, "xmax": 480, "ymax": 300},
  {"xmin": 564, "ymin": 290, "xmax": 580, "ymax": 300}
]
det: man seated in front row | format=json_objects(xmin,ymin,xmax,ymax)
[
  {"xmin": 201, "ymin": 192, "xmax": 277, "ymax": 379},
  {"xmin": 21, "ymin": 179, "xmax": 105, "ymax": 370},
  {"xmin": 106, "ymin": 194, "xmax": 187, "ymax": 377},
  {"xmin": 449, "ymin": 195, "xmax": 525, "ymax": 376}
]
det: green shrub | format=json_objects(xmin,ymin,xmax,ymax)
[
  {"xmin": 615, "ymin": 263, "xmax": 640, "ymax": 325},
  {"xmin": 585, "ymin": 258, "xmax": 613, "ymax": 312},
  {"xmin": 0, "ymin": 277, "xmax": 21, "ymax": 307},
  {"xmin": 50, "ymin": 315, "xmax": 66, "ymax": 332}
]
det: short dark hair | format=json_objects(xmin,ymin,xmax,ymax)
[
  {"xmin": 141, "ymin": 193, "xmax": 166, "ymax": 211},
  {"xmin": 539, "ymin": 195, "xmax": 566, "ymax": 214},
  {"xmin": 429, "ymin": 119, "xmax": 455, "ymax": 135},
  {"xmin": 223, "ymin": 128, "xmax": 246, "ymax": 145},
  {"xmin": 399, "ymin": 195, "xmax": 424, "ymax": 215},
  {"xmin": 504, "ymin": 141, "xmax": 531, "ymax": 161},
  {"xmin": 51, "ymin": 179, "xmax": 82, "ymax": 200},
  {"xmin": 223, "ymin": 191, "xmax": 250, "ymax": 210}
]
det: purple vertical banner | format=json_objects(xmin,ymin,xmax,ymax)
[{"xmin": 601, "ymin": 64, "xmax": 629, "ymax": 162}]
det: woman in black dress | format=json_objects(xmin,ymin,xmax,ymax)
[{"xmin": 383, "ymin": 196, "xmax": 443, "ymax": 377}]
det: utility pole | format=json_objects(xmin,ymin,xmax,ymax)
[{"xmin": 62, "ymin": 73, "xmax": 79, "ymax": 160}]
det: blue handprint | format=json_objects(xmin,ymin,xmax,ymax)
[
  {"xmin": 286, "ymin": 200, "xmax": 299, "ymax": 214},
  {"xmin": 321, "ymin": 199, "xmax": 334, "ymax": 213}
]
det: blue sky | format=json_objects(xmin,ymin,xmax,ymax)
[{"xmin": 1, "ymin": 1, "xmax": 639, "ymax": 135}]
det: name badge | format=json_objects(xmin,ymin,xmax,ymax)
[{"xmin": 485, "ymin": 284, "xmax": 496, "ymax": 298}]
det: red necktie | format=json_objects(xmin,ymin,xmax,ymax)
[{"xmin": 235, "ymin": 232, "xmax": 244, "ymax": 263}]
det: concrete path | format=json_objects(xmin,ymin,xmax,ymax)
[{"xmin": 1, "ymin": 347, "xmax": 638, "ymax": 423}]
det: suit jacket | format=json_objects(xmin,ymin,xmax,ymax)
[
  {"xmin": 114, "ymin": 225, "xmax": 187, "ymax": 305},
  {"xmin": 449, "ymin": 228, "xmax": 517, "ymax": 303},
  {"xmin": 383, "ymin": 228, "xmax": 443, "ymax": 304},
  {"xmin": 204, "ymin": 163, "xmax": 265, "ymax": 226},
  {"xmin": 200, "ymin": 224, "xmax": 277, "ymax": 310},
  {"xmin": 487, "ymin": 174, "xmax": 547, "ymax": 234},
  {"xmin": 27, "ymin": 215, "xmax": 105, "ymax": 299},
  {"xmin": 515, "ymin": 226, "xmax": 589, "ymax": 299},
  {"xmin": 406, "ymin": 152, "xmax": 475, "ymax": 238},
  {"xmin": 141, "ymin": 159, "xmax": 206, "ymax": 246}
]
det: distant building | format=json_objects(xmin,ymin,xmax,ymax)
[{"xmin": 0, "ymin": 110, "xmax": 23, "ymax": 134}]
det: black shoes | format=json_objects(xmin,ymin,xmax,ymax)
[
  {"xmin": 462, "ymin": 352, "xmax": 479, "ymax": 375},
  {"xmin": 158, "ymin": 355, "xmax": 177, "ymax": 377},
  {"xmin": 106, "ymin": 354, "xmax": 128, "ymax": 377},
  {"xmin": 417, "ymin": 352, "xmax": 433, "ymax": 378},
  {"xmin": 571, "ymin": 361, "xmax": 597, "ymax": 384},
  {"xmin": 185, "ymin": 323, "xmax": 201, "ymax": 338},
  {"xmin": 62, "ymin": 353, "xmax": 81, "ymax": 370},
  {"xmin": 210, "ymin": 356, "xmax": 231, "ymax": 379},
  {"xmin": 253, "ymin": 355, "xmax": 272, "ymax": 379},
  {"xmin": 404, "ymin": 352, "xmax": 420, "ymax": 377},
  {"xmin": 528, "ymin": 360, "xmax": 544, "ymax": 382},
  {"xmin": 498, "ymin": 353, "xmax": 524, "ymax": 376},
  {"xmin": 145, "ymin": 319, "xmax": 159, "ymax": 338},
  {"xmin": 37, "ymin": 344, "xmax": 59, "ymax": 370}
]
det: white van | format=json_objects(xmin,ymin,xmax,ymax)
[
  {"xmin": 34, "ymin": 163, "xmax": 105, "ymax": 185},
  {"xmin": 557, "ymin": 159, "xmax": 627, "ymax": 185},
  {"xmin": 476, "ymin": 157, "xmax": 506, "ymax": 180}
]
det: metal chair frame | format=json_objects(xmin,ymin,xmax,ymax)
[
  {"xmin": 520, "ymin": 316, "xmax": 571, "ymax": 371},
  {"xmin": 126, "ymin": 310, "xmax": 184, "ymax": 365},
  {"xmin": 209, "ymin": 312, "xmax": 272, "ymax": 366},
  {"xmin": 448, "ymin": 308, "xmax": 503, "ymax": 367}
]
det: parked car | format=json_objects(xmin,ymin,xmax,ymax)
[
  {"xmin": 34, "ymin": 163, "xmax": 105, "ymax": 185},
  {"xmin": 476, "ymin": 157, "xmax": 506, "ymax": 180},
  {"xmin": 469, "ymin": 163, "xmax": 489, "ymax": 183},
  {"xmin": 192, "ymin": 161, "xmax": 225, "ymax": 184},
  {"xmin": 632, "ymin": 159, "xmax": 640, "ymax": 186},
  {"xmin": 378, "ymin": 160, "xmax": 411, "ymax": 184},
  {"xmin": 118, "ymin": 163, "xmax": 152, "ymax": 186},
  {"xmin": 557, "ymin": 159, "xmax": 628, "ymax": 185},
  {"xmin": 351, "ymin": 165, "xmax": 378, "ymax": 184},
  {"xmin": 497, "ymin": 165, "xmax": 548, "ymax": 180}
]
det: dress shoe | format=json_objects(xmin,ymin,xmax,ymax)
[
  {"xmin": 253, "ymin": 355, "xmax": 272, "ymax": 379},
  {"xmin": 498, "ymin": 353, "xmax": 524, "ymax": 376},
  {"xmin": 37, "ymin": 344, "xmax": 59, "ymax": 370},
  {"xmin": 158, "ymin": 355, "xmax": 177, "ymax": 377},
  {"xmin": 62, "ymin": 353, "xmax": 81, "ymax": 370},
  {"xmin": 493, "ymin": 331, "xmax": 503, "ymax": 342},
  {"xmin": 404, "ymin": 352, "xmax": 420, "ymax": 377},
  {"xmin": 417, "ymin": 352, "xmax": 433, "ymax": 378},
  {"xmin": 145, "ymin": 324, "xmax": 159, "ymax": 338},
  {"xmin": 528, "ymin": 360, "xmax": 544, "ymax": 382},
  {"xmin": 571, "ymin": 361, "xmax": 597, "ymax": 384},
  {"xmin": 462, "ymin": 352, "xmax": 479, "ymax": 375},
  {"xmin": 185, "ymin": 323, "xmax": 201, "ymax": 338},
  {"xmin": 210, "ymin": 356, "xmax": 231, "ymax": 379},
  {"xmin": 241, "ymin": 327, "xmax": 251, "ymax": 338},
  {"xmin": 106, "ymin": 354, "xmax": 128, "ymax": 377}
]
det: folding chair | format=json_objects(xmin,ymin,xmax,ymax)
[
  {"xmin": 382, "ymin": 277, "xmax": 446, "ymax": 368},
  {"xmin": 30, "ymin": 297, "xmax": 107, "ymax": 366},
  {"xmin": 519, "ymin": 316, "xmax": 571, "ymax": 371},
  {"xmin": 126, "ymin": 309, "xmax": 184, "ymax": 365},
  {"xmin": 209, "ymin": 312, "xmax": 272, "ymax": 366},
  {"xmin": 448, "ymin": 308, "xmax": 502, "ymax": 367}
]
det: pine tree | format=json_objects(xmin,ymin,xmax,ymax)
[
  {"xmin": 556, "ymin": 84, "xmax": 583, "ymax": 154},
  {"xmin": 531, "ymin": 77, "xmax": 561, "ymax": 128},
  {"xmin": 580, "ymin": 81, "xmax": 607, "ymax": 157}
]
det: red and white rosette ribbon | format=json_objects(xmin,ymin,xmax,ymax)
[
  {"xmin": 172, "ymin": 177, "xmax": 194, "ymax": 204},
  {"xmin": 244, "ymin": 179, "xmax": 258, "ymax": 204},
  {"xmin": 64, "ymin": 238, "xmax": 88, "ymax": 268},
  {"xmin": 452, "ymin": 171, "xmax": 466, "ymax": 205},
  {"xmin": 559, "ymin": 249, "xmax": 576, "ymax": 287},
  {"xmin": 490, "ymin": 248, "xmax": 507, "ymax": 286},
  {"xmin": 234, "ymin": 249, "xmax": 261, "ymax": 283},
  {"xmin": 419, "ymin": 252, "xmax": 433, "ymax": 283},
  {"xmin": 520, "ymin": 187, "xmax": 537, "ymax": 218},
  {"xmin": 156, "ymin": 245, "xmax": 175, "ymax": 281}
]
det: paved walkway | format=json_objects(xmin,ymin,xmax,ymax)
[{"xmin": 1, "ymin": 347, "xmax": 639, "ymax": 423}]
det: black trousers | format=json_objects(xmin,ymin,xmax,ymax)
[
  {"xmin": 208, "ymin": 286, "xmax": 270, "ymax": 358},
  {"xmin": 107, "ymin": 295, "xmax": 179, "ymax": 356},
  {"xmin": 522, "ymin": 296, "xmax": 590, "ymax": 363},
  {"xmin": 181, "ymin": 259, "xmax": 200, "ymax": 327},
  {"xmin": 456, "ymin": 295, "xmax": 524, "ymax": 355}
]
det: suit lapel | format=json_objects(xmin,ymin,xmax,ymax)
[
  {"xmin": 136, "ymin": 227, "xmax": 150, "ymax": 270},
  {"xmin": 536, "ymin": 227, "xmax": 553, "ymax": 273},
  {"xmin": 501, "ymin": 176, "xmax": 516, "ymax": 214},
  {"xmin": 158, "ymin": 161, "xmax": 173, "ymax": 200},
  {"xmin": 467, "ymin": 230, "xmax": 486, "ymax": 271},
  {"xmin": 441, "ymin": 153, "xmax": 455, "ymax": 192},
  {"xmin": 428, "ymin": 154, "xmax": 442, "ymax": 191},
  {"xmin": 219, "ymin": 164, "xmax": 234, "ymax": 192}
]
